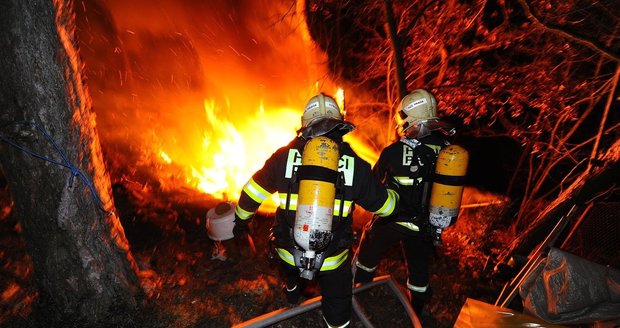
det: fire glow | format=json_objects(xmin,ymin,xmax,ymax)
[
  {"xmin": 152, "ymin": 95, "xmax": 378, "ymax": 204},
  {"xmin": 75, "ymin": 0, "xmax": 380, "ymax": 205},
  {"xmin": 179, "ymin": 99, "xmax": 298, "ymax": 200}
]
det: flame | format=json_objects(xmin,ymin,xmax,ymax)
[
  {"xmin": 160, "ymin": 151, "xmax": 172, "ymax": 164},
  {"xmin": 152, "ymin": 96, "xmax": 378, "ymax": 205},
  {"xmin": 75, "ymin": 1, "xmax": 381, "ymax": 206},
  {"xmin": 335, "ymin": 88, "xmax": 345, "ymax": 116},
  {"xmin": 153, "ymin": 98, "xmax": 299, "ymax": 204},
  {"xmin": 190, "ymin": 99, "xmax": 300, "ymax": 200}
]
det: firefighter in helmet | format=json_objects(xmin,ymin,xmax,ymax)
[
  {"xmin": 233, "ymin": 93, "xmax": 399, "ymax": 328},
  {"xmin": 353, "ymin": 89, "xmax": 457, "ymax": 318}
]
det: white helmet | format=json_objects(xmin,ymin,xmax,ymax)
[
  {"xmin": 299, "ymin": 93, "xmax": 354, "ymax": 138},
  {"xmin": 397, "ymin": 89, "xmax": 452, "ymax": 138}
]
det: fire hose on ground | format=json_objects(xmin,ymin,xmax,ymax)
[{"xmin": 233, "ymin": 275, "xmax": 422, "ymax": 328}]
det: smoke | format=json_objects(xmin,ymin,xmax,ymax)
[{"xmin": 75, "ymin": 0, "xmax": 339, "ymax": 186}]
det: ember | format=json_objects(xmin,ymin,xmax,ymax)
[
  {"xmin": 3, "ymin": 0, "xmax": 616, "ymax": 327},
  {"xmin": 75, "ymin": 0, "xmax": 380, "ymax": 205}
]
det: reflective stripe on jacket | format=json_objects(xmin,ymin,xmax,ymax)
[
  {"xmin": 234, "ymin": 137, "xmax": 398, "ymax": 263},
  {"xmin": 373, "ymin": 134, "xmax": 449, "ymax": 233},
  {"xmin": 275, "ymin": 248, "xmax": 349, "ymax": 272}
]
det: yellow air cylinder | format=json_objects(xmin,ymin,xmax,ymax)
[
  {"xmin": 429, "ymin": 145, "xmax": 469, "ymax": 229},
  {"xmin": 294, "ymin": 136, "xmax": 340, "ymax": 254}
]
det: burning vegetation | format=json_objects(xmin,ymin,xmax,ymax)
[{"xmin": 0, "ymin": 0, "xmax": 618, "ymax": 327}]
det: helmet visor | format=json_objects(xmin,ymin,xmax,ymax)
[
  {"xmin": 422, "ymin": 119, "xmax": 455, "ymax": 136},
  {"xmin": 402, "ymin": 119, "xmax": 455, "ymax": 138},
  {"xmin": 298, "ymin": 118, "xmax": 355, "ymax": 139}
]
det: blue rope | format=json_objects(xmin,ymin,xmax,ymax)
[{"xmin": 0, "ymin": 120, "xmax": 112, "ymax": 215}]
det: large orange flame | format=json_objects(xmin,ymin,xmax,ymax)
[
  {"xmin": 187, "ymin": 99, "xmax": 299, "ymax": 199},
  {"xmin": 75, "ymin": 1, "xmax": 381, "ymax": 207},
  {"xmin": 151, "ymin": 95, "xmax": 378, "ymax": 206}
]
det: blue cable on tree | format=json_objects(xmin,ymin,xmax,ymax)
[{"xmin": 0, "ymin": 120, "xmax": 113, "ymax": 216}]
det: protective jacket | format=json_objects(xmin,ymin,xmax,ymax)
[
  {"xmin": 354, "ymin": 132, "xmax": 450, "ymax": 316},
  {"xmin": 235, "ymin": 136, "xmax": 398, "ymax": 272},
  {"xmin": 373, "ymin": 133, "xmax": 449, "ymax": 235}
]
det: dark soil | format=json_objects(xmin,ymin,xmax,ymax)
[{"xmin": 1, "ymin": 180, "xmax": 513, "ymax": 328}]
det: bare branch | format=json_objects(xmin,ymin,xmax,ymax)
[
  {"xmin": 398, "ymin": 0, "xmax": 440, "ymax": 38},
  {"xmin": 516, "ymin": 0, "xmax": 620, "ymax": 62},
  {"xmin": 588, "ymin": 65, "xmax": 620, "ymax": 172}
]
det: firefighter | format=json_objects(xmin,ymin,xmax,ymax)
[
  {"xmin": 353, "ymin": 89, "xmax": 457, "ymax": 318},
  {"xmin": 233, "ymin": 93, "xmax": 398, "ymax": 328}
]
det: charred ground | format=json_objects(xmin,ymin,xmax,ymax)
[{"xmin": 1, "ymin": 178, "xmax": 513, "ymax": 328}]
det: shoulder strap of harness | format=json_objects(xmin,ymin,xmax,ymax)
[
  {"xmin": 403, "ymin": 140, "xmax": 440, "ymax": 224},
  {"xmin": 285, "ymin": 148, "xmax": 349, "ymax": 275}
]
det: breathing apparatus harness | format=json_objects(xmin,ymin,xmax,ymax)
[
  {"xmin": 401, "ymin": 125, "xmax": 456, "ymax": 243},
  {"xmin": 401, "ymin": 137, "xmax": 438, "ymax": 238},
  {"xmin": 282, "ymin": 135, "xmax": 348, "ymax": 280}
]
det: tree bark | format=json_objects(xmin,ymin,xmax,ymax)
[
  {"xmin": 0, "ymin": 0, "xmax": 140, "ymax": 325},
  {"xmin": 383, "ymin": 0, "xmax": 408, "ymax": 100}
]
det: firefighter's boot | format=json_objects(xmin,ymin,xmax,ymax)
[
  {"xmin": 353, "ymin": 260, "xmax": 376, "ymax": 284},
  {"xmin": 284, "ymin": 275, "xmax": 301, "ymax": 305},
  {"xmin": 408, "ymin": 286, "xmax": 432, "ymax": 316},
  {"xmin": 285, "ymin": 285, "xmax": 300, "ymax": 305}
]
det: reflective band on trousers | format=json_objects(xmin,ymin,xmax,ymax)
[
  {"xmin": 324, "ymin": 317, "xmax": 350, "ymax": 328},
  {"xmin": 407, "ymin": 280, "xmax": 428, "ymax": 293},
  {"xmin": 275, "ymin": 248, "xmax": 349, "ymax": 271},
  {"xmin": 355, "ymin": 260, "xmax": 376, "ymax": 272},
  {"xmin": 396, "ymin": 221, "xmax": 420, "ymax": 231}
]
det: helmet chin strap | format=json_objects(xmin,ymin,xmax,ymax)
[{"xmin": 438, "ymin": 126, "xmax": 456, "ymax": 136}]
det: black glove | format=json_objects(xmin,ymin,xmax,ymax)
[
  {"xmin": 231, "ymin": 219, "xmax": 256, "ymax": 258},
  {"xmin": 232, "ymin": 219, "xmax": 250, "ymax": 238}
]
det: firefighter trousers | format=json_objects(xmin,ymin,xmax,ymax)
[
  {"xmin": 355, "ymin": 220, "xmax": 434, "ymax": 311},
  {"xmin": 280, "ymin": 257, "xmax": 352, "ymax": 326}
]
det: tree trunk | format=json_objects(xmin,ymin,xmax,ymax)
[
  {"xmin": 383, "ymin": 0, "xmax": 408, "ymax": 100},
  {"xmin": 0, "ymin": 0, "xmax": 140, "ymax": 325}
]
